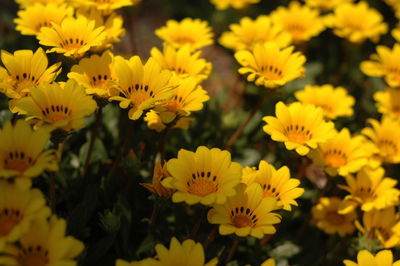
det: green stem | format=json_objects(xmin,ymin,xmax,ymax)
[{"xmin": 225, "ymin": 238, "xmax": 240, "ymax": 264}]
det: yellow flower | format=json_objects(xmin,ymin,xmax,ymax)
[
  {"xmin": 385, "ymin": 0, "xmax": 400, "ymax": 19},
  {"xmin": 0, "ymin": 48, "xmax": 61, "ymax": 103},
  {"xmin": 242, "ymin": 160, "xmax": 304, "ymax": 211},
  {"xmin": 77, "ymin": 9, "xmax": 125, "ymax": 50},
  {"xmin": 0, "ymin": 181, "xmax": 50, "ymax": 250},
  {"xmin": 68, "ymin": 51, "xmax": 119, "ymax": 98},
  {"xmin": 150, "ymin": 45, "xmax": 212, "ymax": 83},
  {"xmin": 0, "ymin": 120, "xmax": 58, "ymax": 189},
  {"xmin": 235, "ymin": 42, "xmax": 306, "ymax": 89},
  {"xmin": 305, "ymin": 0, "xmax": 353, "ymax": 11},
  {"xmin": 37, "ymin": 16, "xmax": 107, "ymax": 58},
  {"xmin": 140, "ymin": 161, "xmax": 174, "ymax": 198},
  {"xmin": 312, "ymin": 197, "xmax": 356, "ymax": 236},
  {"xmin": 14, "ymin": 3, "xmax": 73, "ymax": 36},
  {"xmin": 219, "ymin": 15, "xmax": 292, "ymax": 51},
  {"xmin": 308, "ymin": 128, "xmax": 370, "ymax": 176},
  {"xmin": 207, "ymin": 183, "xmax": 281, "ymax": 238},
  {"xmin": 16, "ymin": 79, "xmax": 97, "ymax": 132},
  {"xmin": 374, "ymin": 88, "xmax": 400, "ymax": 119},
  {"xmin": 356, "ymin": 207, "xmax": 400, "ymax": 248},
  {"xmin": 162, "ymin": 146, "xmax": 242, "ymax": 206},
  {"xmin": 210, "ymin": 0, "xmax": 260, "ymax": 10},
  {"xmin": 116, "ymin": 237, "xmax": 218, "ymax": 266},
  {"xmin": 294, "ymin": 84, "xmax": 355, "ymax": 119},
  {"xmin": 270, "ymin": 1, "xmax": 326, "ymax": 43},
  {"xmin": 338, "ymin": 167, "xmax": 399, "ymax": 214},
  {"xmin": 263, "ymin": 101, "xmax": 336, "ymax": 156},
  {"xmin": 361, "ymin": 44, "xmax": 400, "ymax": 88},
  {"xmin": 261, "ymin": 259, "xmax": 276, "ymax": 266},
  {"xmin": 144, "ymin": 110, "xmax": 194, "ymax": 132},
  {"xmin": 362, "ymin": 117, "xmax": 400, "ymax": 163},
  {"xmin": 325, "ymin": 2, "xmax": 388, "ymax": 43},
  {"xmin": 15, "ymin": 0, "xmax": 64, "ymax": 7},
  {"xmin": 70, "ymin": 0, "xmax": 138, "ymax": 15},
  {"xmin": 0, "ymin": 216, "xmax": 84, "ymax": 266},
  {"xmin": 110, "ymin": 56, "xmax": 174, "ymax": 120},
  {"xmin": 155, "ymin": 18, "xmax": 214, "ymax": 51},
  {"xmin": 157, "ymin": 77, "xmax": 209, "ymax": 123},
  {"xmin": 344, "ymin": 250, "xmax": 400, "ymax": 266}
]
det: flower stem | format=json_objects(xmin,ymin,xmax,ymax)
[
  {"xmin": 49, "ymin": 172, "xmax": 56, "ymax": 212},
  {"xmin": 203, "ymin": 225, "xmax": 218, "ymax": 250},
  {"xmin": 107, "ymin": 120, "xmax": 135, "ymax": 180},
  {"xmin": 83, "ymin": 106, "xmax": 103, "ymax": 180},
  {"xmin": 225, "ymin": 238, "xmax": 240, "ymax": 264},
  {"xmin": 157, "ymin": 127, "xmax": 169, "ymax": 165},
  {"xmin": 224, "ymin": 95, "xmax": 265, "ymax": 149}
]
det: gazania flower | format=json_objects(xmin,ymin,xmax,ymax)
[
  {"xmin": 374, "ymin": 88, "xmax": 400, "ymax": 119},
  {"xmin": 162, "ymin": 146, "xmax": 242, "ymax": 206},
  {"xmin": 386, "ymin": 0, "xmax": 400, "ymax": 19},
  {"xmin": 68, "ymin": 51, "xmax": 118, "ymax": 98},
  {"xmin": 144, "ymin": 110, "xmax": 193, "ymax": 132},
  {"xmin": 308, "ymin": 128, "xmax": 370, "ymax": 176},
  {"xmin": 207, "ymin": 183, "xmax": 281, "ymax": 238},
  {"xmin": 0, "ymin": 120, "xmax": 58, "ymax": 189},
  {"xmin": 70, "ymin": 0, "xmax": 137, "ymax": 15},
  {"xmin": 77, "ymin": 9, "xmax": 125, "ymax": 50},
  {"xmin": 235, "ymin": 42, "xmax": 306, "ymax": 89},
  {"xmin": 0, "ymin": 48, "xmax": 61, "ymax": 104},
  {"xmin": 14, "ymin": 3, "xmax": 73, "ymax": 36},
  {"xmin": 362, "ymin": 208, "xmax": 400, "ymax": 245},
  {"xmin": 37, "ymin": 16, "xmax": 107, "ymax": 58},
  {"xmin": 155, "ymin": 18, "xmax": 214, "ymax": 51},
  {"xmin": 362, "ymin": 117, "xmax": 400, "ymax": 163},
  {"xmin": 210, "ymin": 0, "xmax": 260, "ymax": 10},
  {"xmin": 116, "ymin": 237, "xmax": 218, "ymax": 266},
  {"xmin": 393, "ymin": 27, "xmax": 400, "ymax": 42},
  {"xmin": 15, "ymin": 0, "xmax": 64, "ymax": 7},
  {"xmin": 344, "ymin": 250, "xmax": 400, "ymax": 266},
  {"xmin": 156, "ymin": 77, "xmax": 209, "ymax": 124},
  {"xmin": 0, "ymin": 216, "xmax": 84, "ymax": 265},
  {"xmin": 0, "ymin": 181, "xmax": 50, "ymax": 249},
  {"xmin": 361, "ymin": 44, "xmax": 400, "ymax": 88},
  {"xmin": 150, "ymin": 45, "xmax": 212, "ymax": 83},
  {"xmin": 110, "ymin": 56, "xmax": 174, "ymax": 120},
  {"xmin": 16, "ymin": 79, "xmax": 97, "ymax": 131},
  {"xmin": 242, "ymin": 160, "xmax": 304, "ymax": 211},
  {"xmin": 261, "ymin": 259, "xmax": 276, "ymax": 266},
  {"xmin": 219, "ymin": 15, "xmax": 292, "ymax": 51},
  {"xmin": 305, "ymin": 0, "xmax": 353, "ymax": 11},
  {"xmin": 294, "ymin": 84, "xmax": 355, "ymax": 120},
  {"xmin": 355, "ymin": 207, "xmax": 400, "ymax": 248},
  {"xmin": 312, "ymin": 197, "xmax": 356, "ymax": 236},
  {"xmin": 338, "ymin": 167, "xmax": 399, "ymax": 214},
  {"xmin": 140, "ymin": 161, "xmax": 174, "ymax": 198},
  {"xmin": 270, "ymin": 1, "xmax": 325, "ymax": 43},
  {"xmin": 325, "ymin": 2, "xmax": 387, "ymax": 43},
  {"xmin": 263, "ymin": 101, "xmax": 336, "ymax": 156}
]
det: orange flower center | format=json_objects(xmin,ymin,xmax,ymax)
[
  {"xmin": 325, "ymin": 211, "xmax": 345, "ymax": 225},
  {"xmin": 324, "ymin": 149, "xmax": 347, "ymax": 168},
  {"xmin": 41, "ymin": 104, "xmax": 72, "ymax": 123},
  {"xmin": 261, "ymin": 183, "xmax": 281, "ymax": 199},
  {"xmin": 60, "ymin": 38, "xmax": 87, "ymax": 51},
  {"xmin": 232, "ymin": 215, "xmax": 253, "ymax": 228},
  {"xmin": 285, "ymin": 124, "xmax": 312, "ymax": 144},
  {"xmin": 187, "ymin": 179, "xmax": 216, "ymax": 197},
  {"xmin": 14, "ymin": 72, "xmax": 39, "ymax": 95},
  {"xmin": 3, "ymin": 151, "xmax": 34, "ymax": 172},
  {"xmin": 355, "ymin": 187, "xmax": 375, "ymax": 202},
  {"xmin": 126, "ymin": 83, "xmax": 155, "ymax": 107},
  {"xmin": 173, "ymin": 36, "xmax": 195, "ymax": 46},
  {"xmin": 35, "ymin": 21, "xmax": 52, "ymax": 32},
  {"xmin": 0, "ymin": 208, "xmax": 23, "ymax": 236},
  {"xmin": 260, "ymin": 64, "xmax": 283, "ymax": 81},
  {"xmin": 286, "ymin": 23, "xmax": 307, "ymax": 40},
  {"xmin": 378, "ymin": 138, "xmax": 398, "ymax": 156},
  {"xmin": 90, "ymin": 74, "xmax": 110, "ymax": 89},
  {"xmin": 18, "ymin": 245, "xmax": 49, "ymax": 266}
]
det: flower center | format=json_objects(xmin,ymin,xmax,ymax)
[
  {"xmin": 286, "ymin": 23, "xmax": 307, "ymax": 40},
  {"xmin": 18, "ymin": 245, "xmax": 49, "ymax": 266},
  {"xmin": 14, "ymin": 72, "xmax": 39, "ymax": 95},
  {"xmin": 0, "ymin": 208, "xmax": 23, "ymax": 236},
  {"xmin": 232, "ymin": 215, "xmax": 253, "ymax": 228},
  {"xmin": 187, "ymin": 179, "xmax": 216, "ymax": 197},
  {"xmin": 3, "ymin": 151, "xmax": 34, "ymax": 172},
  {"xmin": 284, "ymin": 124, "xmax": 312, "ymax": 144},
  {"xmin": 90, "ymin": 74, "xmax": 110, "ymax": 89},
  {"xmin": 261, "ymin": 183, "xmax": 281, "ymax": 199},
  {"xmin": 260, "ymin": 65, "xmax": 283, "ymax": 80},
  {"xmin": 41, "ymin": 104, "xmax": 72, "ymax": 123},
  {"xmin": 173, "ymin": 36, "xmax": 195, "ymax": 46},
  {"xmin": 126, "ymin": 83, "xmax": 155, "ymax": 106},
  {"xmin": 35, "ymin": 21, "xmax": 52, "ymax": 32},
  {"xmin": 60, "ymin": 38, "xmax": 87, "ymax": 51},
  {"xmin": 344, "ymin": 21, "xmax": 365, "ymax": 32},
  {"xmin": 378, "ymin": 138, "xmax": 398, "ymax": 156},
  {"xmin": 355, "ymin": 187, "xmax": 375, "ymax": 202},
  {"xmin": 325, "ymin": 211, "xmax": 345, "ymax": 225},
  {"xmin": 163, "ymin": 99, "xmax": 183, "ymax": 113},
  {"xmin": 324, "ymin": 149, "xmax": 347, "ymax": 168}
]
